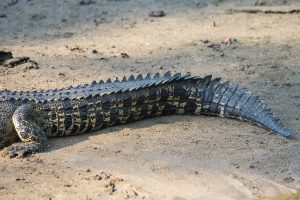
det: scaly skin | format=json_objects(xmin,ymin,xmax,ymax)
[{"xmin": 0, "ymin": 72, "xmax": 293, "ymax": 157}]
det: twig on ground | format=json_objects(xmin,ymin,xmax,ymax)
[{"xmin": 226, "ymin": 6, "xmax": 300, "ymax": 14}]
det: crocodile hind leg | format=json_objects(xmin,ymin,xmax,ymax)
[{"xmin": 3, "ymin": 104, "xmax": 47, "ymax": 158}]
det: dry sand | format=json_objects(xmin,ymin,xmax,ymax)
[{"xmin": 0, "ymin": 0, "xmax": 299, "ymax": 199}]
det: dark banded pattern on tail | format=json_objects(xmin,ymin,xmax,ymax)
[
  {"xmin": 32, "ymin": 72, "xmax": 293, "ymax": 137},
  {"xmin": 196, "ymin": 76, "xmax": 293, "ymax": 137}
]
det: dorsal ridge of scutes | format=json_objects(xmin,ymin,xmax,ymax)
[
  {"xmin": 154, "ymin": 72, "xmax": 160, "ymax": 79},
  {"xmin": 145, "ymin": 73, "xmax": 151, "ymax": 79},
  {"xmin": 136, "ymin": 74, "xmax": 143, "ymax": 80},
  {"xmin": 129, "ymin": 75, "xmax": 135, "ymax": 81},
  {"xmin": 121, "ymin": 76, "xmax": 127, "ymax": 82},
  {"xmin": 163, "ymin": 71, "xmax": 172, "ymax": 78},
  {"xmin": 114, "ymin": 77, "xmax": 120, "ymax": 83},
  {"xmin": 106, "ymin": 78, "xmax": 112, "ymax": 83},
  {"xmin": 91, "ymin": 80, "xmax": 97, "ymax": 86},
  {"xmin": 1, "ymin": 72, "xmax": 206, "ymax": 102}
]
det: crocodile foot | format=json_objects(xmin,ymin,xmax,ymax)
[{"xmin": 1, "ymin": 142, "xmax": 45, "ymax": 158}]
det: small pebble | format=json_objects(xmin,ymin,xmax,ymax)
[
  {"xmin": 207, "ymin": 43, "xmax": 220, "ymax": 50},
  {"xmin": 79, "ymin": 0, "xmax": 95, "ymax": 5},
  {"xmin": 283, "ymin": 83, "xmax": 293, "ymax": 86},
  {"xmin": 149, "ymin": 10, "xmax": 165, "ymax": 17},
  {"xmin": 221, "ymin": 37, "xmax": 237, "ymax": 45},
  {"xmin": 121, "ymin": 53, "xmax": 129, "ymax": 58},
  {"xmin": 283, "ymin": 177, "xmax": 294, "ymax": 183}
]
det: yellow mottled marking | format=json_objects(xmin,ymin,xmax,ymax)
[
  {"xmin": 219, "ymin": 106, "xmax": 225, "ymax": 117},
  {"xmin": 93, "ymin": 100, "xmax": 103, "ymax": 130},
  {"xmin": 57, "ymin": 101, "xmax": 66, "ymax": 135},
  {"xmin": 194, "ymin": 102, "xmax": 202, "ymax": 114},
  {"xmin": 155, "ymin": 103, "xmax": 165, "ymax": 116},
  {"xmin": 72, "ymin": 101, "xmax": 81, "ymax": 135},
  {"xmin": 147, "ymin": 104, "xmax": 153, "ymax": 115},
  {"xmin": 176, "ymin": 102, "xmax": 187, "ymax": 114},
  {"xmin": 82, "ymin": 102, "xmax": 96, "ymax": 132},
  {"xmin": 167, "ymin": 86, "xmax": 174, "ymax": 101},
  {"xmin": 47, "ymin": 103, "xmax": 59, "ymax": 136}
]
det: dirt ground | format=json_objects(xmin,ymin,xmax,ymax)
[{"xmin": 0, "ymin": 0, "xmax": 299, "ymax": 199}]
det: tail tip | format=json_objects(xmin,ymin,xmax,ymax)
[{"xmin": 274, "ymin": 127, "xmax": 294, "ymax": 137}]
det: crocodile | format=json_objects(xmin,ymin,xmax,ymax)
[{"xmin": 0, "ymin": 72, "xmax": 293, "ymax": 158}]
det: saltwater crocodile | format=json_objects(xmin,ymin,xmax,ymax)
[{"xmin": 0, "ymin": 72, "xmax": 293, "ymax": 158}]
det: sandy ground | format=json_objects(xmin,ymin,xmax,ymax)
[{"xmin": 0, "ymin": 0, "xmax": 300, "ymax": 199}]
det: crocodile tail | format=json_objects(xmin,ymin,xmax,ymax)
[{"xmin": 197, "ymin": 76, "xmax": 293, "ymax": 137}]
